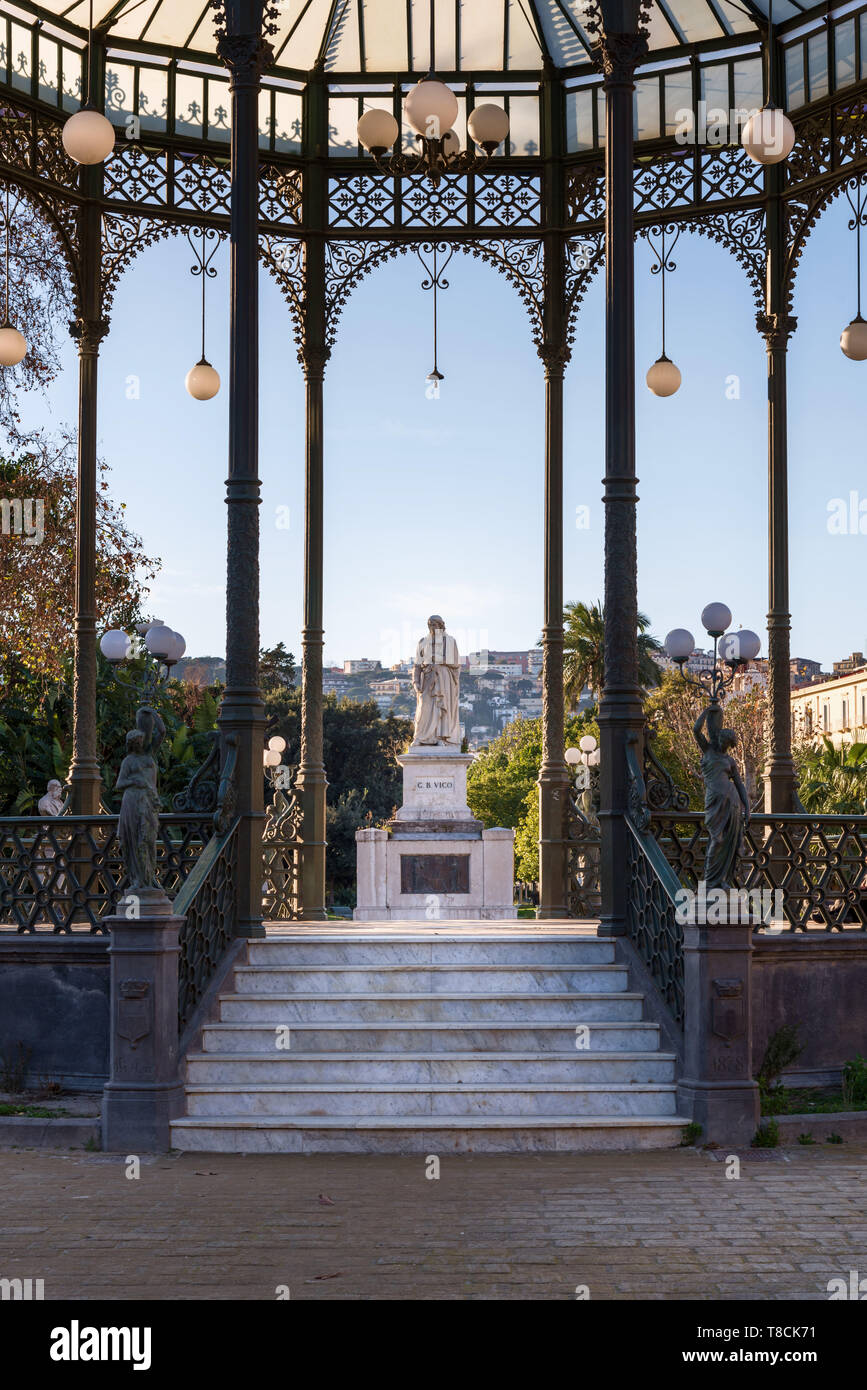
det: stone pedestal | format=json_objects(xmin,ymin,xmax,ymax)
[
  {"xmin": 355, "ymin": 746, "xmax": 516, "ymax": 921},
  {"xmin": 102, "ymin": 888, "xmax": 185, "ymax": 1152},
  {"xmin": 677, "ymin": 923, "xmax": 760, "ymax": 1147}
]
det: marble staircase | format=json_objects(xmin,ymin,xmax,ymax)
[{"xmin": 171, "ymin": 925, "xmax": 685, "ymax": 1153}]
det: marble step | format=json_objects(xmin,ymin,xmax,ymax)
[
  {"xmin": 232, "ymin": 964, "xmax": 629, "ymax": 994},
  {"xmin": 200, "ymin": 1020, "xmax": 661, "ymax": 1053},
  {"xmin": 170, "ymin": 1113, "xmax": 686, "ymax": 1154},
  {"xmin": 185, "ymin": 1051, "xmax": 677, "ymax": 1085},
  {"xmin": 248, "ymin": 936, "xmax": 616, "ymax": 967},
  {"xmin": 217, "ymin": 992, "xmax": 644, "ymax": 1024},
  {"xmin": 183, "ymin": 1081, "xmax": 679, "ymax": 1118}
]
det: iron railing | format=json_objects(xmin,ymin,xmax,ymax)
[
  {"xmin": 0, "ymin": 813, "xmax": 215, "ymax": 933},
  {"xmin": 175, "ymin": 816, "xmax": 240, "ymax": 1034},
  {"xmin": 625, "ymin": 734, "xmax": 685, "ymax": 1028},
  {"xmin": 625, "ymin": 816, "xmax": 685, "ymax": 1028},
  {"xmin": 566, "ymin": 786, "xmax": 601, "ymax": 919},
  {"xmin": 649, "ymin": 810, "xmax": 867, "ymax": 931}
]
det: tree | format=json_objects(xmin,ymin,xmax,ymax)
[
  {"xmin": 561, "ymin": 600, "xmax": 663, "ymax": 709},
  {"xmin": 0, "ymin": 431, "xmax": 159, "ymax": 691},
  {"xmin": 261, "ymin": 681, "xmax": 413, "ymax": 903},
  {"xmin": 795, "ymin": 736, "xmax": 867, "ymax": 814},
  {"xmin": 259, "ymin": 643, "xmax": 296, "ymax": 694},
  {"xmin": 0, "ymin": 196, "xmax": 74, "ymax": 433},
  {"xmin": 643, "ymin": 671, "xmax": 768, "ymax": 809},
  {"xmin": 467, "ymin": 711, "xmax": 600, "ymax": 882}
]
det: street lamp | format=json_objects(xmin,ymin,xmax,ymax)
[
  {"xmin": 664, "ymin": 602, "xmax": 761, "ymax": 703},
  {"xmin": 740, "ymin": 0, "xmax": 794, "ymax": 167},
  {"xmin": 100, "ymin": 618, "xmax": 186, "ymax": 703},
  {"xmin": 61, "ymin": 2, "xmax": 116, "ymax": 165},
  {"xmin": 263, "ymin": 735, "xmax": 293, "ymax": 792},
  {"xmin": 356, "ymin": 39, "xmax": 508, "ymax": 187}
]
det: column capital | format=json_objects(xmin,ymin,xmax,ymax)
[
  {"xmin": 216, "ymin": 32, "xmax": 275, "ymax": 87},
  {"xmin": 301, "ymin": 344, "xmax": 331, "ymax": 382},
  {"xmin": 756, "ymin": 310, "xmax": 797, "ymax": 348},
  {"xmin": 538, "ymin": 342, "xmax": 570, "ymax": 377},
  {"xmin": 69, "ymin": 316, "xmax": 109, "ymax": 353},
  {"xmin": 593, "ymin": 31, "xmax": 648, "ymax": 87}
]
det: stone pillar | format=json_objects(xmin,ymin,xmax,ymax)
[
  {"xmin": 215, "ymin": 7, "xmax": 273, "ymax": 935},
  {"xmin": 102, "ymin": 889, "xmax": 185, "ymax": 1151},
  {"xmin": 596, "ymin": 13, "xmax": 647, "ymax": 936},
  {"xmin": 68, "ymin": 189, "xmax": 107, "ymax": 816},
  {"xmin": 677, "ymin": 923, "xmax": 760, "ymax": 1146}
]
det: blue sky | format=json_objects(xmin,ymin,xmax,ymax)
[{"xmin": 14, "ymin": 190, "xmax": 867, "ymax": 671}]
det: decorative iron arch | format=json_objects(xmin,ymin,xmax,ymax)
[{"xmin": 320, "ymin": 236, "xmax": 547, "ymax": 359}]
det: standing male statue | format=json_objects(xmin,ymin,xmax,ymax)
[{"xmin": 412, "ymin": 615, "xmax": 461, "ymax": 747}]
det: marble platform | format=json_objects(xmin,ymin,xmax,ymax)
[{"xmin": 354, "ymin": 746, "xmax": 516, "ymax": 921}]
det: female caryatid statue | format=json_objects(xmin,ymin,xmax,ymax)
[
  {"xmin": 412, "ymin": 615, "xmax": 461, "ymax": 747},
  {"xmin": 117, "ymin": 706, "xmax": 166, "ymax": 891},
  {"xmin": 693, "ymin": 703, "xmax": 750, "ymax": 891}
]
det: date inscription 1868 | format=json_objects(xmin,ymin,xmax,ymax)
[{"xmin": 400, "ymin": 854, "xmax": 470, "ymax": 895}]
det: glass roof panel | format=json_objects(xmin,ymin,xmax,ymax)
[
  {"xmin": 663, "ymin": 0, "xmax": 727, "ymax": 43},
  {"xmin": 19, "ymin": 0, "xmax": 790, "ymax": 72},
  {"xmin": 362, "ymin": 0, "xmax": 411, "ymax": 71}
]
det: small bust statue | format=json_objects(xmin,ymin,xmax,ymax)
[
  {"xmin": 117, "ymin": 707, "xmax": 165, "ymax": 893},
  {"xmin": 37, "ymin": 779, "xmax": 64, "ymax": 817},
  {"xmin": 693, "ymin": 703, "xmax": 750, "ymax": 891}
]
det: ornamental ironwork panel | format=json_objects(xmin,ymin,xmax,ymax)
[
  {"xmin": 625, "ymin": 818, "xmax": 684, "ymax": 1028},
  {"xmin": 699, "ymin": 146, "xmax": 763, "ymax": 205},
  {"xmin": 262, "ymin": 781, "xmax": 303, "ymax": 921},
  {"xmin": 328, "ymin": 173, "xmax": 397, "ymax": 228},
  {"xmin": 565, "ymin": 790, "xmax": 601, "ymax": 919},
  {"xmin": 649, "ymin": 811, "xmax": 867, "ymax": 931},
  {"xmin": 103, "ymin": 144, "xmax": 169, "ymax": 207},
  {"xmin": 633, "ymin": 150, "xmax": 694, "ymax": 216},
  {"xmin": 0, "ymin": 814, "xmax": 214, "ymax": 933},
  {"xmin": 471, "ymin": 171, "xmax": 541, "ymax": 228},
  {"xmin": 259, "ymin": 160, "xmax": 302, "ymax": 224},
  {"xmin": 176, "ymin": 818, "xmax": 239, "ymax": 1032}
]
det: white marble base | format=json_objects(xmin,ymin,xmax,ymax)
[{"xmin": 354, "ymin": 826, "xmax": 517, "ymax": 921}]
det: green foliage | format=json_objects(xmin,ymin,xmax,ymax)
[
  {"xmin": 797, "ymin": 1133, "xmax": 815, "ymax": 1145},
  {"xmin": 757, "ymin": 1024, "xmax": 804, "ymax": 1096},
  {"xmin": 841, "ymin": 1054, "xmax": 867, "ymax": 1108},
  {"xmin": 680, "ymin": 1122, "xmax": 702, "ymax": 1147},
  {"xmin": 561, "ymin": 600, "xmax": 663, "ymax": 709},
  {"xmin": 752, "ymin": 1118, "xmax": 780, "ymax": 1148},
  {"xmin": 466, "ymin": 711, "xmax": 599, "ymax": 882},
  {"xmin": 826, "ymin": 1132, "xmax": 844, "ymax": 1144},
  {"xmin": 0, "ymin": 650, "xmax": 221, "ymax": 815},
  {"xmin": 796, "ymin": 737, "xmax": 867, "ymax": 814},
  {"xmin": 263, "ymin": 684, "xmax": 412, "ymax": 899}
]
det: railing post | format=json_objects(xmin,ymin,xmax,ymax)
[
  {"xmin": 102, "ymin": 886, "xmax": 185, "ymax": 1151},
  {"xmin": 215, "ymin": 3, "xmax": 273, "ymax": 936},
  {"xmin": 678, "ymin": 923, "xmax": 760, "ymax": 1146},
  {"xmin": 596, "ymin": 8, "xmax": 647, "ymax": 937}
]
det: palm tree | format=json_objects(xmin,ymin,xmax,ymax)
[
  {"xmin": 560, "ymin": 600, "xmax": 663, "ymax": 710},
  {"xmin": 797, "ymin": 737, "xmax": 867, "ymax": 814}
]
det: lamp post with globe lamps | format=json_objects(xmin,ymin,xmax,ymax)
[
  {"xmin": 100, "ymin": 620, "xmax": 187, "ymax": 708},
  {"xmin": 566, "ymin": 735, "xmax": 601, "ymax": 820},
  {"xmin": 663, "ymin": 603, "xmax": 761, "ymax": 707}
]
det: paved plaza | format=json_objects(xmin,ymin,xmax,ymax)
[{"xmin": 1, "ymin": 1143, "xmax": 865, "ymax": 1301}]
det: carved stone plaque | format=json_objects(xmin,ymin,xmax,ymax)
[{"xmin": 400, "ymin": 854, "xmax": 470, "ymax": 895}]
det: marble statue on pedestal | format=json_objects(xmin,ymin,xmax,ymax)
[{"xmin": 412, "ymin": 614, "xmax": 461, "ymax": 747}]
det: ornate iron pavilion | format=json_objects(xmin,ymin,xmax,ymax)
[{"xmin": 1, "ymin": 0, "xmax": 865, "ymax": 932}]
